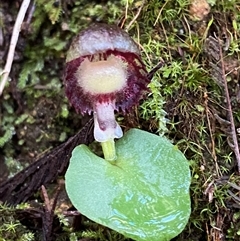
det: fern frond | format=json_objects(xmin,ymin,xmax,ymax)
[{"xmin": 36, "ymin": 0, "xmax": 62, "ymax": 24}]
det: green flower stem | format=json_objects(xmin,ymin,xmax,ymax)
[{"xmin": 101, "ymin": 139, "xmax": 116, "ymax": 162}]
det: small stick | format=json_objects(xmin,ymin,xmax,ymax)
[
  {"xmin": 0, "ymin": 0, "xmax": 31, "ymax": 95},
  {"xmin": 41, "ymin": 185, "xmax": 51, "ymax": 212},
  {"xmin": 125, "ymin": 0, "xmax": 146, "ymax": 31},
  {"xmin": 218, "ymin": 38, "xmax": 240, "ymax": 174},
  {"xmin": 41, "ymin": 184, "xmax": 62, "ymax": 241},
  {"xmin": 154, "ymin": 0, "xmax": 168, "ymax": 26},
  {"xmin": 62, "ymin": 210, "xmax": 81, "ymax": 216}
]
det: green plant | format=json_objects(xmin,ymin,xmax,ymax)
[
  {"xmin": 140, "ymin": 76, "xmax": 168, "ymax": 134},
  {"xmin": 64, "ymin": 23, "xmax": 191, "ymax": 241},
  {"xmin": 0, "ymin": 203, "xmax": 35, "ymax": 241}
]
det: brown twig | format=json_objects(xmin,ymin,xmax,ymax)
[
  {"xmin": 41, "ymin": 184, "xmax": 63, "ymax": 241},
  {"xmin": 125, "ymin": 0, "xmax": 146, "ymax": 31},
  {"xmin": 41, "ymin": 185, "xmax": 54, "ymax": 241},
  {"xmin": 154, "ymin": 0, "xmax": 168, "ymax": 26},
  {"xmin": 218, "ymin": 38, "xmax": 240, "ymax": 173},
  {"xmin": 0, "ymin": 0, "xmax": 31, "ymax": 95},
  {"xmin": 204, "ymin": 94, "xmax": 221, "ymax": 177},
  {"xmin": 62, "ymin": 210, "xmax": 81, "ymax": 216}
]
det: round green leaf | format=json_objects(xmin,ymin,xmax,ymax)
[{"xmin": 65, "ymin": 129, "xmax": 191, "ymax": 241}]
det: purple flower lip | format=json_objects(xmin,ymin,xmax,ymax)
[{"xmin": 64, "ymin": 23, "xmax": 150, "ymax": 142}]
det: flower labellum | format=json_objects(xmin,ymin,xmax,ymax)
[{"xmin": 64, "ymin": 23, "xmax": 150, "ymax": 144}]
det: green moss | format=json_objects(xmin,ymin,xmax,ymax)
[{"xmin": 0, "ymin": 204, "xmax": 34, "ymax": 241}]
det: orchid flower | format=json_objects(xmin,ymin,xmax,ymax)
[
  {"xmin": 64, "ymin": 24, "xmax": 191, "ymax": 239},
  {"xmin": 64, "ymin": 23, "xmax": 150, "ymax": 160}
]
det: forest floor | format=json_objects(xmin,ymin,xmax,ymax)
[{"xmin": 0, "ymin": 0, "xmax": 240, "ymax": 240}]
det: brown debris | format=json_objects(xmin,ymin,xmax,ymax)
[
  {"xmin": 0, "ymin": 119, "xmax": 94, "ymax": 205},
  {"xmin": 189, "ymin": 0, "xmax": 210, "ymax": 21}
]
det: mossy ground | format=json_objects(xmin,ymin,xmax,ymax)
[{"xmin": 0, "ymin": 0, "xmax": 240, "ymax": 240}]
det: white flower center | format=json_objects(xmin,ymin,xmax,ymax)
[{"xmin": 76, "ymin": 55, "xmax": 127, "ymax": 95}]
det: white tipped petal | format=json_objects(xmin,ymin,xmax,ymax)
[{"xmin": 93, "ymin": 102, "xmax": 123, "ymax": 142}]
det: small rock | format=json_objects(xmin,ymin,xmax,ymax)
[{"xmin": 189, "ymin": 0, "xmax": 210, "ymax": 21}]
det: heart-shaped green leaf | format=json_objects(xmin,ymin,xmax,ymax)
[{"xmin": 65, "ymin": 129, "xmax": 191, "ymax": 241}]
